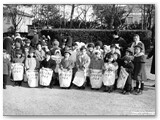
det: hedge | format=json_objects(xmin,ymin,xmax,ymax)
[{"xmin": 40, "ymin": 29, "xmax": 152, "ymax": 51}]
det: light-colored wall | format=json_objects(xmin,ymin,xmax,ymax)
[{"xmin": 3, "ymin": 15, "xmax": 33, "ymax": 33}]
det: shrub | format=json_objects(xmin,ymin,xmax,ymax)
[{"xmin": 41, "ymin": 29, "xmax": 152, "ymax": 51}]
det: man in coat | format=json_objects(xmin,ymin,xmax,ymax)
[{"xmin": 31, "ymin": 29, "xmax": 39, "ymax": 48}]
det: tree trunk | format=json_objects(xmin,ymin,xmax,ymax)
[
  {"xmin": 109, "ymin": 4, "xmax": 116, "ymax": 30},
  {"xmin": 70, "ymin": 4, "xmax": 75, "ymax": 28}
]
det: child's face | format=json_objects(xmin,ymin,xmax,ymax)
[
  {"xmin": 111, "ymin": 47, "xmax": 115, "ymax": 53},
  {"xmin": 24, "ymin": 48, "xmax": 29, "ymax": 53},
  {"xmin": 46, "ymin": 54, "xmax": 50, "ymax": 59},
  {"xmin": 30, "ymin": 53, "xmax": 34, "ymax": 57},
  {"xmin": 88, "ymin": 47, "xmax": 94, "ymax": 52},
  {"xmin": 108, "ymin": 57, "xmax": 114, "ymax": 62},
  {"xmin": 134, "ymin": 47, "xmax": 141, "ymax": 54},
  {"xmin": 81, "ymin": 49, "xmax": 86, "ymax": 55},
  {"xmin": 125, "ymin": 51, "xmax": 130, "ymax": 56},
  {"xmin": 64, "ymin": 53, "xmax": 70, "ymax": 58},
  {"xmin": 95, "ymin": 52, "xmax": 100, "ymax": 58}
]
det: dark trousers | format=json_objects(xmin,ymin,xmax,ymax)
[
  {"xmin": 3, "ymin": 75, "xmax": 9, "ymax": 88},
  {"xmin": 14, "ymin": 81, "xmax": 22, "ymax": 86}
]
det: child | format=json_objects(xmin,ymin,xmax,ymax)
[
  {"xmin": 103, "ymin": 53, "xmax": 118, "ymax": 93},
  {"xmin": 87, "ymin": 43, "xmax": 95, "ymax": 59},
  {"xmin": 40, "ymin": 51, "xmax": 57, "ymax": 89},
  {"xmin": 59, "ymin": 50, "xmax": 74, "ymax": 88},
  {"xmin": 3, "ymin": 49, "xmax": 11, "ymax": 89},
  {"xmin": 103, "ymin": 45, "xmax": 110, "ymax": 59},
  {"xmin": 25, "ymin": 48, "xmax": 40, "ymax": 71},
  {"xmin": 121, "ymin": 56, "xmax": 134, "ymax": 95},
  {"xmin": 133, "ymin": 44, "xmax": 147, "ymax": 95},
  {"xmin": 94, "ymin": 41, "xmax": 103, "ymax": 58},
  {"xmin": 75, "ymin": 46, "xmax": 91, "ymax": 89},
  {"xmin": 12, "ymin": 50, "xmax": 25, "ymax": 86},
  {"xmin": 35, "ymin": 43, "xmax": 45, "ymax": 63},
  {"xmin": 89, "ymin": 50, "xmax": 104, "ymax": 90}
]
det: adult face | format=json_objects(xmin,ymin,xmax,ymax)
[
  {"xmin": 133, "ymin": 36, "xmax": 139, "ymax": 42},
  {"xmin": 81, "ymin": 49, "xmax": 86, "ymax": 55},
  {"xmin": 88, "ymin": 47, "xmax": 94, "ymax": 52}
]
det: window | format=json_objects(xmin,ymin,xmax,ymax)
[{"xmin": 127, "ymin": 17, "xmax": 133, "ymax": 24}]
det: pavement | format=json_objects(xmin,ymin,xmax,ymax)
[{"xmin": 3, "ymin": 57, "xmax": 155, "ymax": 115}]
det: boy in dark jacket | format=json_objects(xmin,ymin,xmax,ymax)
[
  {"xmin": 40, "ymin": 51, "xmax": 57, "ymax": 89},
  {"xmin": 121, "ymin": 56, "xmax": 134, "ymax": 95}
]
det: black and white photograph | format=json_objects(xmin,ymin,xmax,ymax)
[{"xmin": 3, "ymin": 4, "xmax": 156, "ymax": 116}]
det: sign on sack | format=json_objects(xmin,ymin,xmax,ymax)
[
  {"xmin": 11, "ymin": 63, "xmax": 24, "ymax": 81},
  {"xmin": 117, "ymin": 67, "xmax": 129, "ymax": 89},
  {"xmin": 72, "ymin": 70, "xmax": 86, "ymax": 87},
  {"xmin": 90, "ymin": 69, "xmax": 103, "ymax": 88},
  {"xmin": 26, "ymin": 70, "xmax": 39, "ymax": 87},
  {"xmin": 40, "ymin": 68, "xmax": 53, "ymax": 86},
  {"xmin": 59, "ymin": 69, "xmax": 72, "ymax": 88},
  {"xmin": 103, "ymin": 70, "xmax": 115, "ymax": 86}
]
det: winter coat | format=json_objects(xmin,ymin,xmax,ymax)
[
  {"xmin": 148, "ymin": 45, "xmax": 155, "ymax": 74},
  {"xmin": 40, "ymin": 58, "xmax": 56, "ymax": 70},
  {"xmin": 12, "ymin": 57, "xmax": 25, "ymax": 64},
  {"xmin": 25, "ymin": 56, "xmax": 40, "ymax": 70},
  {"xmin": 3, "ymin": 57, "xmax": 11, "ymax": 75},
  {"xmin": 35, "ymin": 49, "xmax": 46, "ymax": 61},
  {"xmin": 60, "ymin": 58, "xmax": 74, "ymax": 70},
  {"xmin": 76, "ymin": 54, "xmax": 91, "ymax": 70},
  {"xmin": 133, "ymin": 53, "xmax": 147, "ymax": 81},
  {"xmin": 122, "ymin": 61, "xmax": 134, "ymax": 85},
  {"xmin": 89, "ymin": 58, "xmax": 104, "ymax": 70}
]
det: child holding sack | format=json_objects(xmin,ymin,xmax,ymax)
[
  {"xmin": 40, "ymin": 51, "xmax": 57, "ymax": 89},
  {"xmin": 103, "ymin": 53, "xmax": 118, "ymax": 93},
  {"xmin": 12, "ymin": 49, "xmax": 25, "ymax": 86},
  {"xmin": 74, "ymin": 46, "xmax": 91, "ymax": 89},
  {"xmin": 121, "ymin": 56, "xmax": 134, "ymax": 95},
  {"xmin": 133, "ymin": 44, "xmax": 147, "ymax": 95},
  {"xmin": 59, "ymin": 50, "xmax": 74, "ymax": 88},
  {"xmin": 89, "ymin": 50, "xmax": 104, "ymax": 90}
]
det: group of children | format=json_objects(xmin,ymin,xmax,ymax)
[{"xmin": 3, "ymin": 33, "xmax": 147, "ymax": 95}]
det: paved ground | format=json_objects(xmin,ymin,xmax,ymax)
[{"xmin": 3, "ymin": 57, "xmax": 155, "ymax": 115}]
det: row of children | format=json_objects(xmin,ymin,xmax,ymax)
[{"xmin": 3, "ymin": 33, "xmax": 147, "ymax": 95}]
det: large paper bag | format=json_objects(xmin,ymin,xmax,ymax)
[
  {"xmin": 90, "ymin": 69, "xmax": 103, "ymax": 88},
  {"xmin": 72, "ymin": 70, "xmax": 86, "ymax": 87},
  {"xmin": 40, "ymin": 68, "xmax": 53, "ymax": 86},
  {"xmin": 11, "ymin": 63, "xmax": 24, "ymax": 81},
  {"xmin": 117, "ymin": 67, "xmax": 129, "ymax": 89},
  {"xmin": 103, "ymin": 71, "xmax": 115, "ymax": 86},
  {"xmin": 59, "ymin": 69, "xmax": 72, "ymax": 88},
  {"xmin": 26, "ymin": 70, "xmax": 39, "ymax": 87}
]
